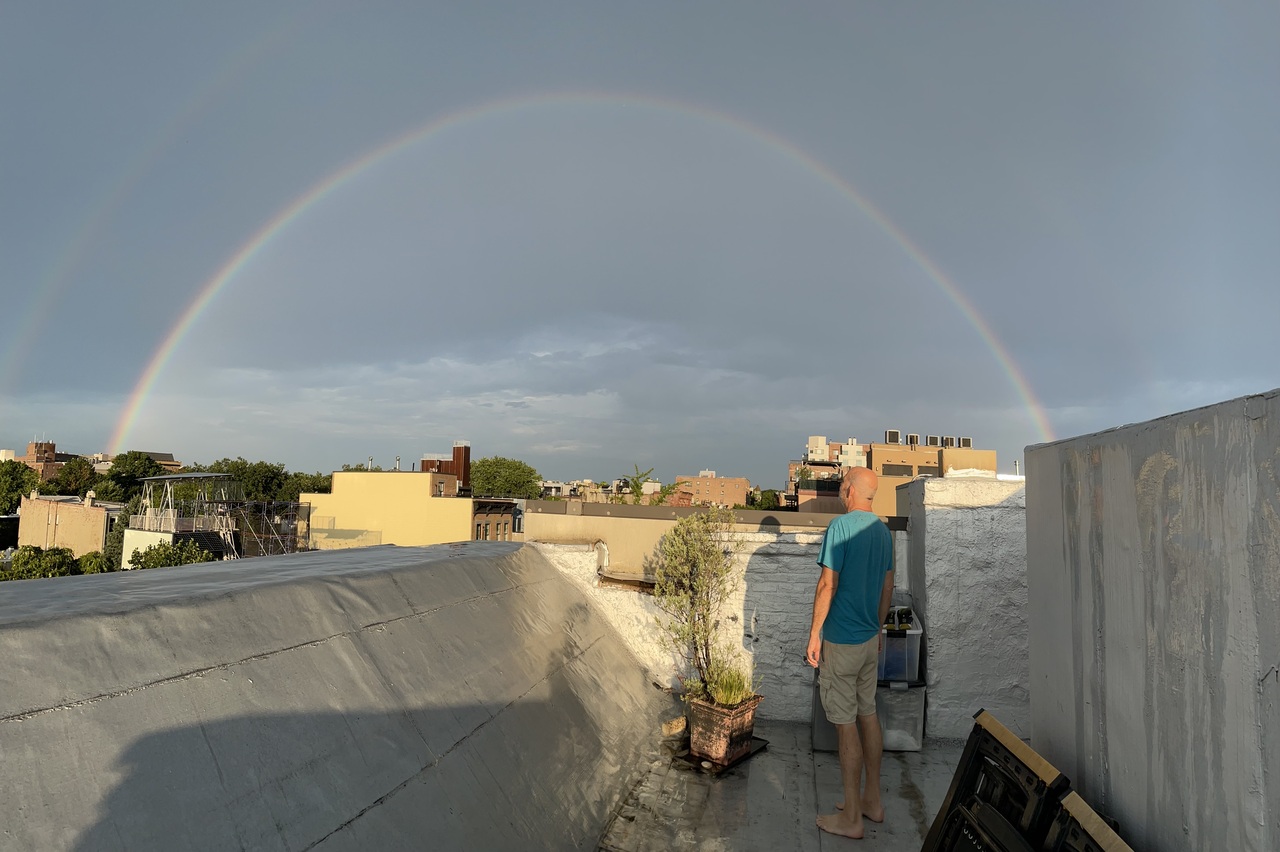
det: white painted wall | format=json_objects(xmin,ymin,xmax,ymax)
[
  {"xmin": 903, "ymin": 477, "xmax": 1028, "ymax": 739},
  {"xmin": 120, "ymin": 528, "xmax": 173, "ymax": 569},
  {"xmin": 1026, "ymin": 390, "xmax": 1280, "ymax": 852},
  {"xmin": 536, "ymin": 533, "xmax": 829, "ymax": 722},
  {"xmin": 537, "ymin": 528, "xmax": 916, "ymax": 725}
]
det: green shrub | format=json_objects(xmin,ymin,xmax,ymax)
[
  {"xmin": 78, "ymin": 551, "xmax": 108, "ymax": 575},
  {"xmin": 8, "ymin": 545, "xmax": 77, "ymax": 579},
  {"xmin": 705, "ymin": 655, "xmax": 754, "ymax": 707},
  {"xmin": 129, "ymin": 539, "xmax": 215, "ymax": 570},
  {"xmin": 653, "ymin": 507, "xmax": 753, "ymax": 706}
]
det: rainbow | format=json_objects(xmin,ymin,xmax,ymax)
[{"xmin": 109, "ymin": 91, "xmax": 1055, "ymax": 452}]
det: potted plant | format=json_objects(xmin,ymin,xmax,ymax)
[{"xmin": 653, "ymin": 507, "xmax": 762, "ymax": 765}]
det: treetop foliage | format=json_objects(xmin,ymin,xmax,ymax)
[
  {"xmin": 0, "ymin": 460, "xmax": 41, "ymax": 514},
  {"xmin": 1, "ymin": 451, "xmax": 333, "ymax": 515},
  {"xmin": 180, "ymin": 458, "xmax": 332, "ymax": 502},
  {"xmin": 470, "ymin": 456, "xmax": 541, "ymax": 499}
]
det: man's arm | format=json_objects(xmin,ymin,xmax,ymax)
[
  {"xmin": 806, "ymin": 566, "xmax": 838, "ymax": 668},
  {"xmin": 878, "ymin": 568, "xmax": 895, "ymax": 635}
]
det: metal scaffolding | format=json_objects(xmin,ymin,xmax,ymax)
[{"xmin": 131, "ymin": 474, "xmax": 307, "ymax": 559}]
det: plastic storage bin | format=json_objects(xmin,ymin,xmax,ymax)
[
  {"xmin": 812, "ymin": 672, "xmax": 927, "ymax": 752},
  {"xmin": 877, "ymin": 628, "xmax": 922, "ymax": 682},
  {"xmin": 875, "ymin": 680, "xmax": 926, "ymax": 751}
]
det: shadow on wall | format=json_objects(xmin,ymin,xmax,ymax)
[
  {"xmin": 49, "ymin": 603, "xmax": 676, "ymax": 851},
  {"xmin": 739, "ymin": 539, "xmax": 821, "ymax": 722},
  {"xmin": 619, "ymin": 527, "xmax": 823, "ymax": 721}
]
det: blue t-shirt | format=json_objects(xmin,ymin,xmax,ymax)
[{"xmin": 817, "ymin": 510, "xmax": 893, "ymax": 645}]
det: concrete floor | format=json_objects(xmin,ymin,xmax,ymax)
[{"xmin": 600, "ymin": 720, "xmax": 964, "ymax": 851}]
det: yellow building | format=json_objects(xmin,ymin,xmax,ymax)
[
  {"xmin": 300, "ymin": 471, "xmax": 479, "ymax": 549},
  {"xmin": 18, "ymin": 493, "xmax": 125, "ymax": 557}
]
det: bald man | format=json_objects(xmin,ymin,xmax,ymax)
[{"xmin": 806, "ymin": 466, "xmax": 894, "ymax": 840}]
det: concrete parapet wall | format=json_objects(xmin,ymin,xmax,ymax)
[
  {"xmin": 536, "ymin": 531, "xmax": 830, "ymax": 724},
  {"xmin": 1026, "ymin": 390, "xmax": 1280, "ymax": 852},
  {"xmin": 903, "ymin": 477, "xmax": 1028, "ymax": 738},
  {"xmin": 0, "ymin": 544, "xmax": 672, "ymax": 850}
]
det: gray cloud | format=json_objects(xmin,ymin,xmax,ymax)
[{"xmin": 4, "ymin": 1, "xmax": 1279, "ymax": 484}]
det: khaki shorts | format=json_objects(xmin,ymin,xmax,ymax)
[{"xmin": 819, "ymin": 637, "xmax": 879, "ymax": 724}]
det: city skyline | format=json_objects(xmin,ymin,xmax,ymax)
[{"xmin": 4, "ymin": 2, "xmax": 1277, "ymax": 487}]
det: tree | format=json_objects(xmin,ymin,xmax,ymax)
[
  {"xmin": 102, "ymin": 451, "xmax": 166, "ymax": 501},
  {"xmin": 0, "ymin": 460, "xmax": 41, "ymax": 514},
  {"xmin": 89, "ymin": 477, "xmax": 126, "ymax": 503},
  {"xmin": 755, "ymin": 490, "xmax": 781, "ymax": 511},
  {"xmin": 128, "ymin": 539, "xmax": 214, "ymax": 570},
  {"xmin": 651, "ymin": 481, "xmax": 682, "ymax": 506},
  {"xmin": 78, "ymin": 551, "xmax": 108, "ymax": 575},
  {"xmin": 102, "ymin": 496, "xmax": 142, "ymax": 571},
  {"xmin": 201, "ymin": 457, "xmax": 287, "ymax": 501},
  {"xmin": 278, "ymin": 471, "xmax": 332, "ymax": 502},
  {"xmin": 7, "ymin": 545, "xmax": 77, "ymax": 580},
  {"xmin": 470, "ymin": 456, "xmax": 540, "ymax": 499},
  {"xmin": 796, "ymin": 466, "xmax": 813, "ymax": 488},
  {"xmin": 49, "ymin": 457, "xmax": 98, "ymax": 497},
  {"xmin": 626, "ymin": 464, "xmax": 655, "ymax": 505}
]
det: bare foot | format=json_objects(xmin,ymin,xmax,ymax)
[
  {"xmin": 817, "ymin": 811, "xmax": 864, "ymax": 839},
  {"xmin": 834, "ymin": 802, "xmax": 884, "ymax": 823}
]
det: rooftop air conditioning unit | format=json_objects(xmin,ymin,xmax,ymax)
[
  {"xmin": 907, "ymin": 433, "xmax": 920, "ymax": 446},
  {"xmin": 943, "ymin": 436, "xmax": 957, "ymax": 448},
  {"xmin": 959, "ymin": 437, "xmax": 973, "ymax": 448},
  {"xmin": 885, "ymin": 429, "xmax": 901, "ymax": 445},
  {"xmin": 926, "ymin": 435, "xmax": 941, "ymax": 447}
]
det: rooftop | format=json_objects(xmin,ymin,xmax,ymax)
[{"xmin": 602, "ymin": 721, "xmax": 963, "ymax": 850}]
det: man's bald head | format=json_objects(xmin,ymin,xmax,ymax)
[{"xmin": 840, "ymin": 466, "xmax": 878, "ymax": 511}]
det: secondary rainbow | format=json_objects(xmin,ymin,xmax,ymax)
[
  {"xmin": 110, "ymin": 91, "xmax": 1055, "ymax": 452},
  {"xmin": 1, "ymin": 19, "xmax": 299, "ymax": 394}
]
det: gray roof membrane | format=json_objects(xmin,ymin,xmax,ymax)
[{"xmin": 0, "ymin": 544, "xmax": 676, "ymax": 850}]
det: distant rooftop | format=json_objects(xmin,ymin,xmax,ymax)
[{"xmin": 139, "ymin": 472, "xmax": 232, "ymax": 482}]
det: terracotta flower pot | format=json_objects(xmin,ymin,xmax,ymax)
[{"xmin": 687, "ymin": 694, "xmax": 763, "ymax": 765}]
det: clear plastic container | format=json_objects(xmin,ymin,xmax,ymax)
[{"xmin": 877, "ymin": 627, "xmax": 922, "ymax": 682}]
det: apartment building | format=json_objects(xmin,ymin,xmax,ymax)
[{"xmin": 675, "ymin": 471, "xmax": 750, "ymax": 507}]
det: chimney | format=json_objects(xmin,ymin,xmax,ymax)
[{"xmin": 452, "ymin": 441, "xmax": 471, "ymax": 489}]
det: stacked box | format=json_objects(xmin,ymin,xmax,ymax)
[
  {"xmin": 875, "ymin": 681, "xmax": 926, "ymax": 751},
  {"xmin": 877, "ymin": 628, "xmax": 922, "ymax": 681}
]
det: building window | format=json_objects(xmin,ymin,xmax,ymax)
[
  {"xmin": 475, "ymin": 522, "xmax": 482, "ymax": 540},
  {"xmin": 484, "ymin": 521, "xmax": 490, "ymax": 540},
  {"xmin": 881, "ymin": 464, "xmax": 914, "ymax": 477}
]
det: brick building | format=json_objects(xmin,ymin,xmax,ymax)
[
  {"xmin": 675, "ymin": 471, "xmax": 750, "ymax": 507},
  {"xmin": 419, "ymin": 441, "xmax": 471, "ymax": 492}
]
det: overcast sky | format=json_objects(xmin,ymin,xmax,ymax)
[{"xmin": 3, "ymin": 2, "xmax": 1277, "ymax": 487}]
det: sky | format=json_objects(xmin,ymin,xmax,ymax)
[{"xmin": 2, "ymin": 2, "xmax": 1278, "ymax": 488}]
